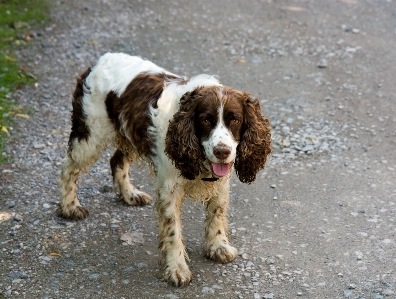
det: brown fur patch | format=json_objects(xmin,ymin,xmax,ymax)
[
  {"xmin": 234, "ymin": 94, "xmax": 272, "ymax": 183},
  {"xmin": 105, "ymin": 72, "xmax": 181, "ymax": 157},
  {"xmin": 110, "ymin": 149, "xmax": 125, "ymax": 179},
  {"xmin": 68, "ymin": 67, "xmax": 91, "ymax": 153},
  {"xmin": 165, "ymin": 87, "xmax": 217, "ymax": 180}
]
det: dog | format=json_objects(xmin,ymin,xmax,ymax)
[{"xmin": 58, "ymin": 53, "xmax": 271, "ymax": 287}]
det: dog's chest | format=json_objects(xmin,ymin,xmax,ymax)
[{"xmin": 183, "ymin": 175, "xmax": 230, "ymax": 202}]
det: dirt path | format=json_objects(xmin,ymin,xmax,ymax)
[{"xmin": 1, "ymin": 0, "xmax": 395, "ymax": 298}]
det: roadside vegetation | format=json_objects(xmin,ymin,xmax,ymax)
[{"xmin": 0, "ymin": 0, "xmax": 49, "ymax": 163}]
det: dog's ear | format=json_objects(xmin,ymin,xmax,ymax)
[
  {"xmin": 235, "ymin": 94, "xmax": 272, "ymax": 184},
  {"xmin": 165, "ymin": 89, "xmax": 204, "ymax": 180}
]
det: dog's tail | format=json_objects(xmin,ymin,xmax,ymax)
[{"xmin": 68, "ymin": 67, "xmax": 92, "ymax": 153}]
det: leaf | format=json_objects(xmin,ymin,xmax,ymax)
[
  {"xmin": 5, "ymin": 55, "xmax": 16, "ymax": 62},
  {"xmin": 48, "ymin": 252, "xmax": 61, "ymax": 257},
  {"xmin": 15, "ymin": 113, "xmax": 29, "ymax": 119},
  {"xmin": 89, "ymin": 40, "xmax": 98, "ymax": 45},
  {"xmin": 0, "ymin": 125, "xmax": 9, "ymax": 134},
  {"xmin": 26, "ymin": 72, "xmax": 37, "ymax": 80},
  {"xmin": 24, "ymin": 33, "xmax": 33, "ymax": 41}
]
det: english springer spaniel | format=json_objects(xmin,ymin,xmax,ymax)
[{"xmin": 58, "ymin": 53, "xmax": 271, "ymax": 287}]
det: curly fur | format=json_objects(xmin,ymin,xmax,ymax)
[
  {"xmin": 165, "ymin": 90, "xmax": 205, "ymax": 180},
  {"xmin": 235, "ymin": 95, "xmax": 272, "ymax": 183}
]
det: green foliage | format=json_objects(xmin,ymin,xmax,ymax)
[{"xmin": 0, "ymin": 0, "xmax": 49, "ymax": 162}]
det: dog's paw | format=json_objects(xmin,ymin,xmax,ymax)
[
  {"xmin": 122, "ymin": 190, "xmax": 152, "ymax": 206},
  {"xmin": 164, "ymin": 264, "xmax": 192, "ymax": 287},
  {"xmin": 205, "ymin": 244, "xmax": 237, "ymax": 263},
  {"xmin": 57, "ymin": 205, "xmax": 89, "ymax": 220}
]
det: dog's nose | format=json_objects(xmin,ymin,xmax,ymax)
[{"xmin": 213, "ymin": 145, "xmax": 231, "ymax": 160}]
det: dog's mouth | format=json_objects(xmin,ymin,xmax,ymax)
[{"xmin": 211, "ymin": 162, "xmax": 231, "ymax": 177}]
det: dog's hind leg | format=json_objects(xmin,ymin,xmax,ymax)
[
  {"xmin": 57, "ymin": 136, "xmax": 105, "ymax": 220},
  {"xmin": 110, "ymin": 149, "xmax": 152, "ymax": 206},
  {"xmin": 58, "ymin": 67, "xmax": 107, "ymax": 220}
]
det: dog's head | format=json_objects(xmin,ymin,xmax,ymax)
[{"xmin": 165, "ymin": 86, "xmax": 271, "ymax": 183}]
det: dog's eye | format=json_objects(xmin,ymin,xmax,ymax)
[
  {"xmin": 230, "ymin": 119, "xmax": 241, "ymax": 125},
  {"xmin": 201, "ymin": 119, "xmax": 211, "ymax": 126}
]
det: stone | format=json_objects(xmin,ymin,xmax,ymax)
[
  {"xmin": 344, "ymin": 289, "xmax": 353, "ymax": 297},
  {"xmin": 88, "ymin": 273, "xmax": 101, "ymax": 280},
  {"xmin": 317, "ymin": 59, "xmax": 328, "ymax": 68},
  {"xmin": 137, "ymin": 263, "xmax": 147, "ymax": 269},
  {"xmin": 381, "ymin": 289, "xmax": 394, "ymax": 296},
  {"xmin": 202, "ymin": 287, "xmax": 215, "ymax": 294},
  {"xmin": 282, "ymin": 126, "xmax": 290, "ymax": 135},
  {"xmin": 33, "ymin": 143, "xmax": 45, "ymax": 149},
  {"xmin": 120, "ymin": 232, "xmax": 144, "ymax": 245}
]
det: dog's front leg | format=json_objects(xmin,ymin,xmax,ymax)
[
  {"xmin": 204, "ymin": 180, "xmax": 237, "ymax": 263},
  {"xmin": 156, "ymin": 182, "xmax": 192, "ymax": 287}
]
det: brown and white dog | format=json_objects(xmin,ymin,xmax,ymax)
[{"xmin": 58, "ymin": 53, "xmax": 271, "ymax": 287}]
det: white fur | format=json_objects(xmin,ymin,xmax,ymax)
[{"xmin": 202, "ymin": 100, "xmax": 238, "ymax": 164}]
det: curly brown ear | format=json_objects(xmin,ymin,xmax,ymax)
[
  {"xmin": 235, "ymin": 95, "xmax": 272, "ymax": 184},
  {"xmin": 165, "ymin": 90, "xmax": 204, "ymax": 180}
]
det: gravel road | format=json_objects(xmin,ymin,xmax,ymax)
[{"xmin": 1, "ymin": 0, "xmax": 395, "ymax": 298}]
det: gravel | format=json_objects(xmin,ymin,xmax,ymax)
[{"xmin": 1, "ymin": 0, "xmax": 396, "ymax": 298}]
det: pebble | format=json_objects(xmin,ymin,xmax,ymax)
[
  {"xmin": 137, "ymin": 263, "xmax": 147, "ymax": 269},
  {"xmin": 282, "ymin": 126, "xmax": 290, "ymax": 135},
  {"xmin": 355, "ymin": 251, "xmax": 363, "ymax": 260},
  {"xmin": 202, "ymin": 287, "xmax": 215, "ymax": 294},
  {"xmin": 301, "ymin": 144, "xmax": 314, "ymax": 152},
  {"xmin": 122, "ymin": 266, "xmax": 134, "ymax": 273},
  {"xmin": 382, "ymin": 289, "xmax": 394, "ymax": 296},
  {"xmin": 266, "ymin": 258, "xmax": 275, "ymax": 265},
  {"xmin": 120, "ymin": 232, "xmax": 144, "ymax": 245},
  {"xmin": 348, "ymin": 284, "xmax": 356, "ymax": 289},
  {"xmin": 8, "ymin": 201, "xmax": 16, "ymax": 208},
  {"xmin": 344, "ymin": 289, "xmax": 353, "ymax": 297},
  {"xmin": 263, "ymin": 293, "xmax": 274, "ymax": 299},
  {"xmin": 88, "ymin": 273, "xmax": 101, "ymax": 280},
  {"xmin": 317, "ymin": 59, "xmax": 328, "ymax": 68},
  {"xmin": 33, "ymin": 143, "xmax": 45, "ymax": 149},
  {"xmin": 100, "ymin": 185, "xmax": 113, "ymax": 193}
]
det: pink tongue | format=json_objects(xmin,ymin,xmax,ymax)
[{"xmin": 212, "ymin": 163, "xmax": 230, "ymax": 177}]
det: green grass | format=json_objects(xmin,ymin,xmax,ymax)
[{"xmin": 0, "ymin": 0, "xmax": 49, "ymax": 163}]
